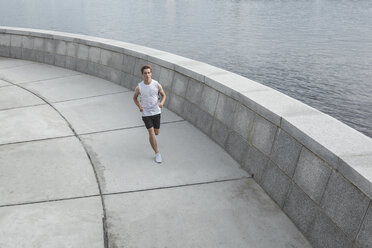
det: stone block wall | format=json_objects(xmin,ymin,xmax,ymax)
[{"xmin": 1, "ymin": 27, "xmax": 372, "ymax": 248}]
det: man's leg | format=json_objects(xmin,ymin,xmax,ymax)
[{"xmin": 147, "ymin": 127, "xmax": 159, "ymax": 154}]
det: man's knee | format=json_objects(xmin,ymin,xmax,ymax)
[
  {"xmin": 148, "ymin": 127, "xmax": 155, "ymax": 136},
  {"xmin": 154, "ymin": 129, "xmax": 160, "ymax": 135}
]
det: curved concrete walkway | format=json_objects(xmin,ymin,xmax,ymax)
[{"xmin": 0, "ymin": 57, "xmax": 312, "ymax": 248}]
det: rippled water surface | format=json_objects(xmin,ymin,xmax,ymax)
[{"xmin": 1, "ymin": 0, "xmax": 371, "ymax": 137}]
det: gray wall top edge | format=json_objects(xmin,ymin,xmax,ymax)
[
  {"xmin": 2, "ymin": 26, "xmax": 372, "ymax": 190},
  {"xmin": 338, "ymin": 155, "xmax": 372, "ymax": 200}
]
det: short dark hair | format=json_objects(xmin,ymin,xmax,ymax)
[{"xmin": 141, "ymin": 65, "xmax": 152, "ymax": 74}]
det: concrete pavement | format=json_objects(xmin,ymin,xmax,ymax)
[{"xmin": 0, "ymin": 57, "xmax": 312, "ymax": 247}]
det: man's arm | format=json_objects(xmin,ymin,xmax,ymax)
[
  {"xmin": 158, "ymin": 83, "xmax": 166, "ymax": 108},
  {"xmin": 133, "ymin": 86, "xmax": 143, "ymax": 112}
]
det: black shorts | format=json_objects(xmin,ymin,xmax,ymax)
[{"xmin": 142, "ymin": 114, "xmax": 161, "ymax": 129}]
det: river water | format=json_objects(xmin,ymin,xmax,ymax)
[{"xmin": 1, "ymin": 0, "xmax": 371, "ymax": 137}]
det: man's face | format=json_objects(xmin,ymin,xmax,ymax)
[{"xmin": 142, "ymin": 68, "xmax": 152, "ymax": 82}]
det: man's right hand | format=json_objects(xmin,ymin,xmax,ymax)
[{"xmin": 139, "ymin": 107, "xmax": 143, "ymax": 112}]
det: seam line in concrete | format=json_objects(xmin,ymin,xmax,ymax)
[
  {"xmin": 15, "ymin": 72, "xmax": 82, "ymax": 85},
  {"xmin": 0, "ymin": 194, "xmax": 101, "ymax": 209},
  {"xmin": 51, "ymin": 90, "xmax": 131, "ymax": 104},
  {"xmin": 0, "ymin": 62, "xmax": 36, "ymax": 70},
  {"xmin": 0, "ymin": 103, "xmax": 47, "ymax": 112},
  {"xmin": 102, "ymin": 176, "xmax": 251, "ymax": 197},
  {"xmin": 78, "ymin": 120, "xmax": 186, "ymax": 136},
  {"xmin": 0, "ymin": 134, "xmax": 75, "ymax": 147}
]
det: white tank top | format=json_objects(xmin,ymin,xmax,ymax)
[{"xmin": 138, "ymin": 80, "xmax": 161, "ymax": 117}]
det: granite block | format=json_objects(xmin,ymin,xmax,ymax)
[
  {"xmin": 163, "ymin": 89, "xmax": 171, "ymax": 108},
  {"xmin": 320, "ymin": 171, "xmax": 370, "ymax": 240},
  {"xmin": 134, "ymin": 58, "xmax": 147, "ymax": 77},
  {"xmin": 283, "ymin": 183, "xmax": 318, "ymax": 235},
  {"xmin": 54, "ymin": 54, "xmax": 66, "ymax": 67},
  {"xmin": 77, "ymin": 44, "xmax": 89, "ymax": 60},
  {"xmin": 338, "ymin": 154, "xmax": 372, "ymax": 199},
  {"xmin": 270, "ymin": 129, "xmax": 302, "ymax": 178},
  {"xmin": 66, "ymin": 42, "xmax": 77, "ymax": 57},
  {"xmin": 87, "ymin": 61, "xmax": 98, "ymax": 77},
  {"xmin": 172, "ymin": 72, "xmax": 189, "ymax": 97},
  {"xmin": 147, "ymin": 53, "xmax": 175, "ymax": 70},
  {"xmin": 195, "ymin": 109, "xmax": 214, "ymax": 137},
  {"xmin": 211, "ymin": 118, "xmax": 229, "ymax": 148},
  {"xmin": 101, "ymin": 50, "xmax": 123, "ymax": 71},
  {"xmin": 174, "ymin": 60, "xmax": 205, "ymax": 82},
  {"xmin": 168, "ymin": 93, "xmax": 185, "ymax": 117},
  {"xmin": 22, "ymin": 48, "xmax": 37, "ymax": 61},
  {"xmin": 45, "ymin": 39, "xmax": 56, "ymax": 53},
  {"xmin": 35, "ymin": 50, "xmax": 44, "ymax": 63},
  {"xmin": 10, "ymin": 47, "xmax": 22, "ymax": 59},
  {"xmin": 95, "ymin": 64, "xmax": 110, "ymax": 81},
  {"xmin": 309, "ymin": 211, "xmax": 353, "ymax": 248},
  {"xmin": 294, "ymin": 148, "xmax": 332, "ymax": 204},
  {"xmin": 56, "ymin": 40, "xmax": 66, "ymax": 55},
  {"xmin": 22, "ymin": 36, "xmax": 34, "ymax": 49},
  {"xmin": 225, "ymin": 131, "xmax": 248, "ymax": 164},
  {"xmin": 89, "ymin": 47, "xmax": 101, "ymax": 63},
  {"xmin": 44, "ymin": 52, "xmax": 55, "ymax": 65},
  {"xmin": 0, "ymin": 46, "xmax": 10, "ymax": 57},
  {"xmin": 159, "ymin": 67, "xmax": 174, "ymax": 90},
  {"xmin": 239, "ymin": 88, "xmax": 313, "ymax": 127},
  {"xmin": 10, "ymin": 34, "xmax": 22, "ymax": 47},
  {"xmin": 130, "ymin": 76, "xmax": 142, "ymax": 91},
  {"xmin": 281, "ymin": 110, "xmax": 371, "ymax": 170},
  {"xmin": 205, "ymin": 71, "xmax": 269, "ymax": 104},
  {"xmin": 65, "ymin": 56, "xmax": 77, "ymax": 70},
  {"xmin": 243, "ymin": 145, "xmax": 269, "ymax": 182},
  {"xmin": 122, "ymin": 54, "xmax": 136, "ymax": 74},
  {"xmin": 34, "ymin": 37, "xmax": 44, "ymax": 51},
  {"xmin": 232, "ymin": 103, "xmax": 255, "ymax": 140},
  {"xmin": 183, "ymin": 101, "xmax": 199, "ymax": 125},
  {"xmin": 200, "ymin": 85, "xmax": 219, "ymax": 116},
  {"xmin": 185, "ymin": 78, "xmax": 203, "ymax": 105},
  {"xmin": 261, "ymin": 161, "xmax": 291, "ymax": 207},
  {"xmin": 109, "ymin": 69, "xmax": 123, "ymax": 85},
  {"xmin": 76, "ymin": 58, "xmax": 88, "ymax": 74},
  {"xmin": 120, "ymin": 72, "xmax": 132, "ymax": 89},
  {"xmin": 100, "ymin": 49, "xmax": 112, "ymax": 66},
  {"xmin": 214, "ymin": 93, "xmax": 237, "ymax": 128},
  {"xmin": 0, "ymin": 34, "xmax": 11, "ymax": 46},
  {"xmin": 250, "ymin": 115, "xmax": 277, "ymax": 156},
  {"xmin": 356, "ymin": 204, "xmax": 372, "ymax": 248}
]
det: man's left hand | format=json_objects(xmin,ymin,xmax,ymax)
[{"xmin": 158, "ymin": 103, "xmax": 163, "ymax": 108}]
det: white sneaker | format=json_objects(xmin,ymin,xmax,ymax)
[{"xmin": 155, "ymin": 153, "xmax": 162, "ymax": 163}]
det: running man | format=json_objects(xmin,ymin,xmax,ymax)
[{"xmin": 133, "ymin": 65, "xmax": 166, "ymax": 163}]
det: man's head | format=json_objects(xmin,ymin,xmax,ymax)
[{"xmin": 141, "ymin": 65, "xmax": 152, "ymax": 83}]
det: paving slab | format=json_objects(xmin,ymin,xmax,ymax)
[
  {"xmin": 0, "ymin": 104, "xmax": 73, "ymax": 145},
  {"xmin": 0, "ymin": 57, "xmax": 314, "ymax": 248},
  {"xmin": 54, "ymin": 92, "xmax": 182, "ymax": 134},
  {"xmin": 0, "ymin": 62, "xmax": 80, "ymax": 84},
  {"xmin": 22, "ymin": 74, "xmax": 129, "ymax": 102},
  {"xmin": 0, "ymin": 197, "xmax": 104, "ymax": 248},
  {"xmin": 0, "ymin": 85, "xmax": 44, "ymax": 110},
  {"xmin": 81, "ymin": 121, "xmax": 248, "ymax": 194},
  {"xmin": 104, "ymin": 178, "xmax": 312, "ymax": 248},
  {"xmin": 0, "ymin": 137, "xmax": 99, "ymax": 206},
  {"xmin": 0, "ymin": 57, "xmax": 34, "ymax": 69}
]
